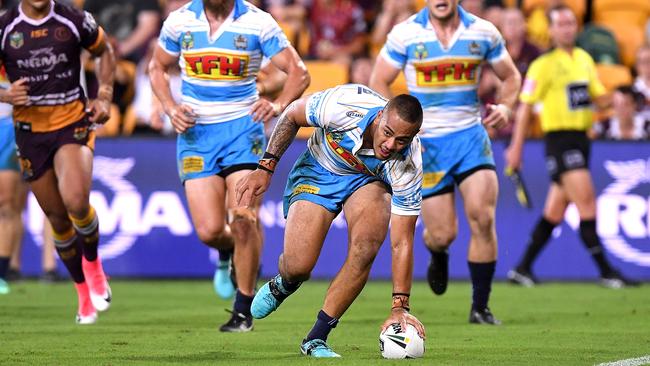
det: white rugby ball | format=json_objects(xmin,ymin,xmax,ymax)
[{"xmin": 379, "ymin": 323, "xmax": 425, "ymax": 359}]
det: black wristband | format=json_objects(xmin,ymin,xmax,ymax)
[{"xmin": 263, "ymin": 152, "xmax": 280, "ymax": 161}]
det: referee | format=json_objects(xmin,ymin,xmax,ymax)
[{"xmin": 504, "ymin": 5, "xmax": 638, "ymax": 288}]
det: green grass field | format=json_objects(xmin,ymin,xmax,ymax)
[{"xmin": 1, "ymin": 280, "xmax": 648, "ymax": 365}]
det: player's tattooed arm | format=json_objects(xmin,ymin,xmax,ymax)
[
  {"xmin": 264, "ymin": 97, "xmax": 312, "ymax": 161},
  {"xmin": 265, "ymin": 103, "xmax": 300, "ymax": 159}
]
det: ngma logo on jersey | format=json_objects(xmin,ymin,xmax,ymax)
[{"xmin": 564, "ymin": 157, "xmax": 650, "ymax": 267}]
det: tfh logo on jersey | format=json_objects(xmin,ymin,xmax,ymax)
[
  {"xmin": 17, "ymin": 47, "xmax": 69, "ymax": 73},
  {"xmin": 183, "ymin": 51, "xmax": 249, "ymax": 81},
  {"xmin": 414, "ymin": 59, "xmax": 480, "ymax": 87}
]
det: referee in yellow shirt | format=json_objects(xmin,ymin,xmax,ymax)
[{"xmin": 504, "ymin": 5, "xmax": 638, "ymax": 288}]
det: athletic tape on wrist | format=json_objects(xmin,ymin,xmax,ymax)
[{"xmin": 391, "ymin": 293, "xmax": 410, "ymax": 311}]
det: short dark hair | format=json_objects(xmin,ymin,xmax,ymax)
[
  {"xmin": 385, "ymin": 94, "xmax": 423, "ymax": 126},
  {"xmin": 546, "ymin": 4, "xmax": 574, "ymax": 24},
  {"xmin": 616, "ymin": 85, "xmax": 644, "ymax": 109}
]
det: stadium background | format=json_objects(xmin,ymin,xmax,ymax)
[{"xmin": 3, "ymin": 0, "xmax": 650, "ymax": 281}]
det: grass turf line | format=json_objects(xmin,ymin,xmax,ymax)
[{"xmin": 0, "ymin": 280, "xmax": 648, "ymax": 365}]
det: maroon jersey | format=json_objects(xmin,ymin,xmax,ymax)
[{"xmin": 0, "ymin": 1, "xmax": 105, "ymax": 132}]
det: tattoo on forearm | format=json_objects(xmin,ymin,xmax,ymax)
[{"xmin": 266, "ymin": 103, "xmax": 299, "ymax": 159}]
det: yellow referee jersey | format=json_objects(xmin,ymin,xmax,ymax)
[{"xmin": 519, "ymin": 47, "xmax": 606, "ymax": 132}]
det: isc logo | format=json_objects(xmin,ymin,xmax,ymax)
[
  {"xmin": 183, "ymin": 51, "xmax": 249, "ymax": 80},
  {"xmin": 414, "ymin": 59, "xmax": 480, "ymax": 87}
]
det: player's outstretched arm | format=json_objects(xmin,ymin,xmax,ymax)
[
  {"xmin": 369, "ymin": 57, "xmax": 401, "ymax": 99},
  {"xmin": 148, "ymin": 46, "xmax": 197, "ymax": 134},
  {"xmin": 380, "ymin": 214, "xmax": 426, "ymax": 339},
  {"xmin": 251, "ymin": 46, "xmax": 309, "ymax": 124},
  {"xmin": 86, "ymin": 33, "xmax": 116, "ymax": 125},
  {"xmin": 236, "ymin": 97, "xmax": 310, "ymax": 207}
]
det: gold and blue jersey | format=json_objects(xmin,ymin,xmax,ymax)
[
  {"xmin": 158, "ymin": 0, "xmax": 288, "ymax": 124},
  {"xmin": 379, "ymin": 6, "xmax": 507, "ymax": 137},
  {"xmin": 304, "ymin": 84, "xmax": 423, "ymax": 216}
]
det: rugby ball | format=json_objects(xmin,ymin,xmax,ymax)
[{"xmin": 379, "ymin": 323, "xmax": 425, "ymax": 359}]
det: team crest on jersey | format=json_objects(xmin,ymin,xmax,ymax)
[
  {"xmin": 414, "ymin": 58, "xmax": 481, "ymax": 87},
  {"xmin": 19, "ymin": 157, "xmax": 33, "ymax": 179},
  {"xmin": 54, "ymin": 26, "xmax": 71, "ymax": 42},
  {"xmin": 183, "ymin": 51, "xmax": 249, "ymax": 80},
  {"xmin": 469, "ymin": 41, "xmax": 481, "ymax": 55},
  {"xmin": 73, "ymin": 126, "xmax": 89, "ymax": 140},
  {"xmin": 414, "ymin": 42, "xmax": 428, "ymax": 60},
  {"xmin": 234, "ymin": 34, "xmax": 248, "ymax": 50},
  {"xmin": 9, "ymin": 32, "xmax": 23, "ymax": 49},
  {"xmin": 250, "ymin": 134, "xmax": 263, "ymax": 156},
  {"xmin": 329, "ymin": 131, "xmax": 344, "ymax": 142},
  {"xmin": 181, "ymin": 31, "xmax": 194, "ymax": 50}
]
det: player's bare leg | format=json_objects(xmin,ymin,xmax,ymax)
[
  {"xmin": 210, "ymin": 170, "xmax": 264, "ymax": 332},
  {"xmin": 459, "ymin": 169, "xmax": 501, "ymax": 325},
  {"xmin": 300, "ymin": 182, "xmax": 391, "ymax": 357},
  {"xmin": 0, "ymin": 171, "xmax": 23, "ymax": 294},
  {"xmin": 251, "ymin": 200, "xmax": 336, "ymax": 319},
  {"xmin": 55, "ymin": 144, "xmax": 111, "ymax": 312},
  {"xmin": 509, "ymin": 183, "xmax": 568, "ymax": 286},
  {"xmin": 185, "ymin": 175, "xmax": 236, "ymax": 299},
  {"xmin": 226, "ymin": 170, "xmax": 262, "ymax": 297},
  {"xmin": 322, "ymin": 182, "xmax": 390, "ymax": 316},
  {"xmin": 421, "ymin": 193, "xmax": 457, "ymax": 295},
  {"xmin": 30, "ymin": 168, "xmax": 95, "ymax": 323},
  {"xmin": 561, "ymin": 169, "xmax": 637, "ymax": 287}
]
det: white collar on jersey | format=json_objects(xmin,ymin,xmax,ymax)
[{"xmin": 18, "ymin": 0, "xmax": 55, "ymax": 26}]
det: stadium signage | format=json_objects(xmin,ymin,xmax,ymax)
[
  {"xmin": 596, "ymin": 158, "xmax": 650, "ymax": 267},
  {"xmin": 563, "ymin": 157, "xmax": 650, "ymax": 267},
  {"xmin": 26, "ymin": 156, "xmax": 193, "ymax": 259}
]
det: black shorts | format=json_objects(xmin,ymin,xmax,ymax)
[
  {"xmin": 14, "ymin": 119, "xmax": 95, "ymax": 181},
  {"xmin": 544, "ymin": 130, "xmax": 590, "ymax": 183}
]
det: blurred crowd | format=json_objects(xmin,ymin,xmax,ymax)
[{"xmin": 2, "ymin": 0, "xmax": 649, "ymax": 140}]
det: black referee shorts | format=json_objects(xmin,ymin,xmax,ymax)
[{"xmin": 544, "ymin": 130, "xmax": 590, "ymax": 183}]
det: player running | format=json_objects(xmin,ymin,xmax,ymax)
[
  {"xmin": 236, "ymin": 84, "xmax": 426, "ymax": 357},
  {"xmin": 0, "ymin": 0, "xmax": 115, "ymax": 323},
  {"xmin": 149, "ymin": 0, "xmax": 309, "ymax": 332},
  {"xmin": 370, "ymin": 0, "xmax": 520, "ymax": 325},
  {"xmin": 0, "ymin": 66, "xmax": 25, "ymax": 295}
]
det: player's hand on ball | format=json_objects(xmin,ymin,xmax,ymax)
[
  {"xmin": 236, "ymin": 169, "xmax": 272, "ymax": 208},
  {"xmin": 167, "ymin": 104, "xmax": 197, "ymax": 134},
  {"xmin": 2, "ymin": 78, "xmax": 30, "ymax": 106},
  {"xmin": 381, "ymin": 308, "xmax": 426, "ymax": 340},
  {"xmin": 483, "ymin": 103, "xmax": 511, "ymax": 129},
  {"xmin": 86, "ymin": 98, "xmax": 111, "ymax": 125},
  {"xmin": 251, "ymin": 98, "xmax": 281, "ymax": 124}
]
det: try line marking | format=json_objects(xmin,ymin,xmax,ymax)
[{"xmin": 596, "ymin": 355, "xmax": 650, "ymax": 366}]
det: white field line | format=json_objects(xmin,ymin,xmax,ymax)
[{"xmin": 595, "ymin": 355, "xmax": 650, "ymax": 366}]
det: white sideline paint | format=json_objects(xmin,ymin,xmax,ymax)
[{"xmin": 595, "ymin": 355, "xmax": 650, "ymax": 366}]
